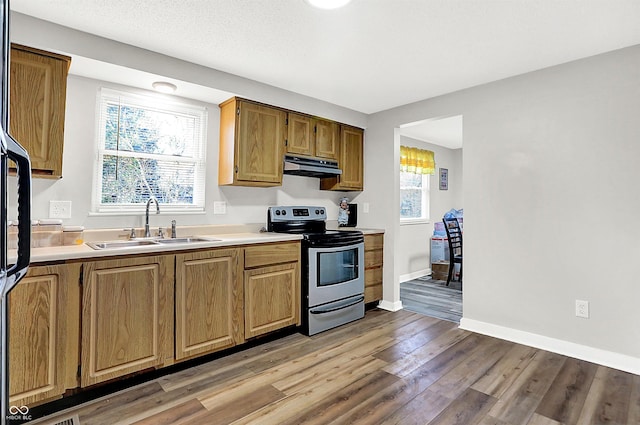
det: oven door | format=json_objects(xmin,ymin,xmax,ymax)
[{"xmin": 307, "ymin": 242, "xmax": 364, "ymax": 307}]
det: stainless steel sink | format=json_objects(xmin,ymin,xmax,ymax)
[
  {"xmin": 156, "ymin": 237, "xmax": 220, "ymax": 244},
  {"xmin": 86, "ymin": 240, "xmax": 160, "ymax": 250},
  {"xmin": 86, "ymin": 236, "xmax": 220, "ymax": 250}
]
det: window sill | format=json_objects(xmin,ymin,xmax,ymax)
[
  {"xmin": 400, "ymin": 218, "xmax": 430, "ymax": 226},
  {"xmin": 89, "ymin": 209, "xmax": 206, "ymax": 217}
]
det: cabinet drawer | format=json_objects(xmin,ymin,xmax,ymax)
[
  {"xmin": 244, "ymin": 242, "xmax": 300, "ymax": 268},
  {"xmin": 365, "ymin": 249, "xmax": 383, "ymax": 268},
  {"xmin": 365, "ymin": 266, "xmax": 382, "ymax": 287},
  {"xmin": 364, "ymin": 234, "xmax": 384, "ymax": 250},
  {"xmin": 364, "ymin": 284, "xmax": 383, "ymax": 304}
]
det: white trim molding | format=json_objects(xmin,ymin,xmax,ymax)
[
  {"xmin": 459, "ymin": 318, "xmax": 640, "ymax": 376},
  {"xmin": 399, "ymin": 268, "xmax": 431, "ymax": 283},
  {"xmin": 378, "ymin": 300, "xmax": 403, "ymax": 312}
]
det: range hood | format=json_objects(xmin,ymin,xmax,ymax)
[{"xmin": 283, "ymin": 154, "xmax": 342, "ymax": 178}]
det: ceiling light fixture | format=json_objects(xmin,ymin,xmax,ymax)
[
  {"xmin": 152, "ymin": 81, "xmax": 177, "ymax": 94},
  {"xmin": 305, "ymin": 0, "xmax": 352, "ymax": 10}
]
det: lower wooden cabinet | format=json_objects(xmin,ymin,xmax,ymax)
[
  {"xmin": 244, "ymin": 263, "xmax": 299, "ymax": 338},
  {"xmin": 14, "ymin": 241, "xmax": 302, "ymax": 402},
  {"xmin": 244, "ymin": 242, "xmax": 301, "ymax": 338},
  {"xmin": 9, "ymin": 263, "xmax": 81, "ymax": 407},
  {"xmin": 175, "ymin": 248, "xmax": 244, "ymax": 361},
  {"xmin": 364, "ymin": 234, "xmax": 384, "ymax": 303},
  {"xmin": 80, "ymin": 255, "xmax": 174, "ymax": 387}
]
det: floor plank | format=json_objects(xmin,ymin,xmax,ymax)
[
  {"xmin": 535, "ymin": 357, "xmax": 598, "ymax": 425},
  {"xmin": 575, "ymin": 366, "xmax": 634, "ymax": 425},
  {"xmin": 487, "ymin": 350, "xmax": 567, "ymax": 424}
]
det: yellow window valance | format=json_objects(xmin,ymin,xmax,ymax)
[{"xmin": 400, "ymin": 146, "xmax": 435, "ymax": 174}]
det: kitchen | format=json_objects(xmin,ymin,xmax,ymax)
[{"xmin": 3, "ymin": 1, "xmax": 640, "ymax": 423}]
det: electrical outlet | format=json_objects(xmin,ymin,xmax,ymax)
[
  {"xmin": 575, "ymin": 300, "xmax": 589, "ymax": 318},
  {"xmin": 213, "ymin": 201, "xmax": 227, "ymax": 215},
  {"xmin": 49, "ymin": 200, "xmax": 72, "ymax": 219}
]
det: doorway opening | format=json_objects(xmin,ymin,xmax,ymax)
[{"xmin": 397, "ymin": 115, "xmax": 463, "ymax": 323}]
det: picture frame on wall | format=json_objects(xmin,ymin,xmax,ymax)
[{"xmin": 439, "ymin": 168, "xmax": 448, "ymax": 190}]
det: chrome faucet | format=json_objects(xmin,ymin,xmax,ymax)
[
  {"xmin": 144, "ymin": 198, "xmax": 160, "ymax": 237},
  {"xmin": 171, "ymin": 220, "xmax": 177, "ymax": 238}
]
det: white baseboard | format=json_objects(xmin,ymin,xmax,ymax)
[
  {"xmin": 459, "ymin": 318, "xmax": 640, "ymax": 375},
  {"xmin": 399, "ymin": 268, "xmax": 431, "ymax": 282},
  {"xmin": 378, "ymin": 300, "xmax": 403, "ymax": 312}
]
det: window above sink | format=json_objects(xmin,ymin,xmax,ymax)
[{"xmin": 92, "ymin": 88, "xmax": 208, "ymax": 215}]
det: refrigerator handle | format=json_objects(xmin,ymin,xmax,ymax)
[{"xmin": 6, "ymin": 135, "xmax": 30, "ymax": 282}]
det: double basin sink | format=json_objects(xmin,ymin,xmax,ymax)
[{"xmin": 87, "ymin": 237, "xmax": 220, "ymax": 250}]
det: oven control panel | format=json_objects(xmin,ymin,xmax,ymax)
[{"xmin": 268, "ymin": 206, "xmax": 326, "ymax": 221}]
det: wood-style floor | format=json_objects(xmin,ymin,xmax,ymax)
[
  {"xmin": 33, "ymin": 309, "xmax": 639, "ymax": 425},
  {"xmin": 401, "ymin": 276, "xmax": 462, "ymax": 323}
]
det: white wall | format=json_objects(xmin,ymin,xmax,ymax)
[
  {"xmin": 397, "ymin": 136, "xmax": 462, "ymax": 280},
  {"xmin": 8, "ymin": 14, "xmax": 367, "ymax": 230},
  {"xmin": 366, "ymin": 44, "xmax": 640, "ymax": 372}
]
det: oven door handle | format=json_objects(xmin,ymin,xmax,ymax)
[{"xmin": 309, "ymin": 296, "xmax": 365, "ymax": 315}]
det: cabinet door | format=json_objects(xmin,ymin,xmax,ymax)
[
  {"xmin": 244, "ymin": 263, "xmax": 300, "ymax": 338},
  {"xmin": 320, "ymin": 125, "xmax": 364, "ymax": 191},
  {"xmin": 338, "ymin": 126, "xmax": 364, "ymax": 189},
  {"xmin": 175, "ymin": 249, "xmax": 244, "ymax": 361},
  {"xmin": 9, "ymin": 263, "xmax": 81, "ymax": 407},
  {"xmin": 286, "ymin": 112, "xmax": 314, "ymax": 156},
  {"xmin": 236, "ymin": 100, "xmax": 286, "ymax": 185},
  {"xmin": 10, "ymin": 45, "xmax": 70, "ymax": 178},
  {"xmin": 314, "ymin": 119, "xmax": 339, "ymax": 160},
  {"xmin": 81, "ymin": 255, "xmax": 174, "ymax": 387}
]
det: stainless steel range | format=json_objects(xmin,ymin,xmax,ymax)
[{"xmin": 267, "ymin": 206, "xmax": 365, "ymax": 336}]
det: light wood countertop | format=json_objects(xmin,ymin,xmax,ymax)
[{"xmin": 13, "ymin": 231, "xmax": 303, "ymax": 264}]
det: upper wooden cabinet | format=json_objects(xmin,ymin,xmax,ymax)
[
  {"xmin": 286, "ymin": 113, "xmax": 339, "ymax": 160},
  {"xmin": 80, "ymin": 255, "xmax": 174, "ymax": 387},
  {"xmin": 175, "ymin": 248, "xmax": 244, "ymax": 361},
  {"xmin": 9, "ymin": 263, "xmax": 81, "ymax": 407},
  {"xmin": 314, "ymin": 118, "xmax": 339, "ymax": 160},
  {"xmin": 10, "ymin": 44, "xmax": 71, "ymax": 178},
  {"xmin": 219, "ymin": 97, "xmax": 286, "ymax": 187},
  {"xmin": 320, "ymin": 125, "xmax": 364, "ymax": 191},
  {"xmin": 286, "ymin": 112, "xmax": 314, "ymax": 156}
]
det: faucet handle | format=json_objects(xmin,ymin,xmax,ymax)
[
  {"xmin": 158, "ymin": 227, "xmax": 164, "ymax": 238},
  {"xmin": 171, "ymin": 220, "xmax": 177, "ymax": 238},
  {"xmin": 124, "ymin": 228, "xmax": 136, "ymax": 239}
]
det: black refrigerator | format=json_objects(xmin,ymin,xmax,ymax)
[{"xmin": 0, "ymin": 1, "xmax": 32, "ymax": 424}]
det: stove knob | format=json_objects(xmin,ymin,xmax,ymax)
[
  {"xmin": 281, "ymin": 210, "xmax": 287, "ymax": 215},
  {"xmin": 275, "ymin": 210, "xmax": 281, "ymax": 215},
  {"xmin": 315, "ymin": 209, "xmax": 320, "ymax": 215},
  {"xmin": 320, "ymin": 209, "xmax": 325, "ymax": 215}
]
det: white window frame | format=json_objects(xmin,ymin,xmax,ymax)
[
  {"xmin": 400, "ymin": 171, "xmax": 430, "ymax": 225},
  {"xmin": 91, "ymin": 88, "xmax": 207, "ymax": 215}
]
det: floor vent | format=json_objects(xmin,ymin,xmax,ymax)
[{"xmin": 47, "ymin": 414, "xmax": 80, "ymax": 425}]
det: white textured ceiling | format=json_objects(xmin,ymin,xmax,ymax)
[{"xmin": 10, "ymin": 0, "xmax": 640, "ymax": 146}]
